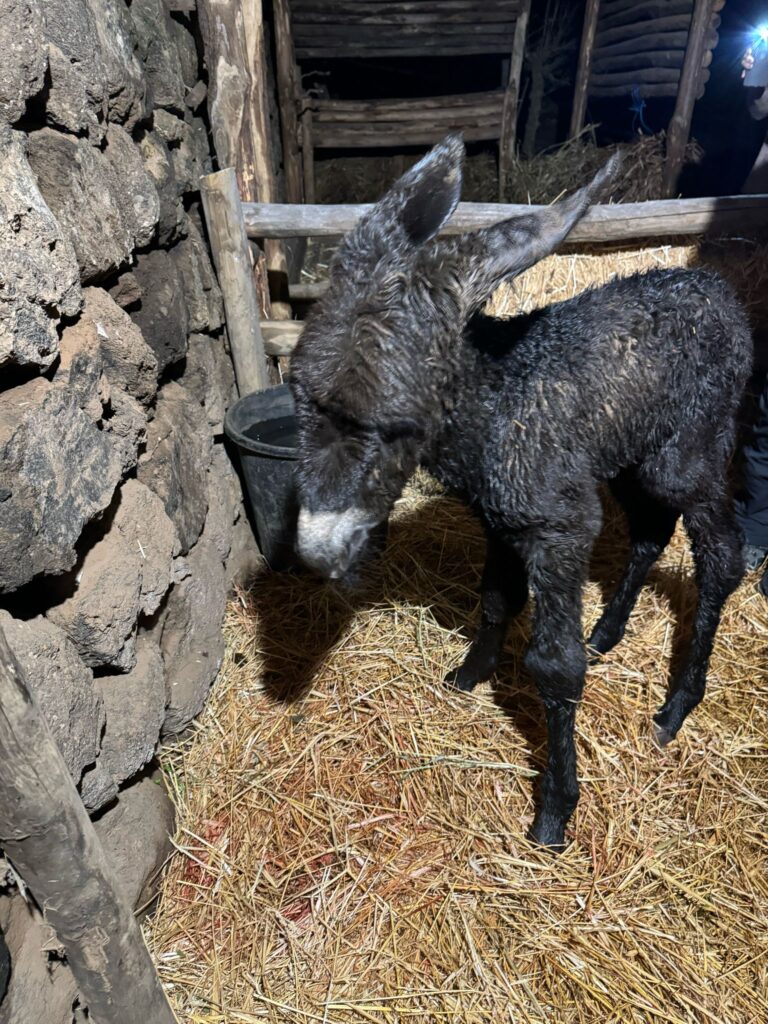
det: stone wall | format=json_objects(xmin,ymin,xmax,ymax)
[{"xmin": 0, "ymin": 2, "xmax": 260, "ymax": 1019}]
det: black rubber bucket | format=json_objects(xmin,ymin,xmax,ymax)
[{"xmin": 224, "ymin": 384, "xmax": 300, "ymax": 572}]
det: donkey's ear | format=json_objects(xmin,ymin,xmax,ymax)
[
  {"xmin": 337, "ymin": 135, "xmax": 464, "ymax": 274},
  {"xmin": 392, "ymin": 133, "xmax": 465, "ymax": 244},
  {"xmin": 461, "ymin": 152, "xmax": 622, "ymax": 309}
]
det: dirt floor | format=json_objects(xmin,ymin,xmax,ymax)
[{"xmin": 146, "ymin": 473, "xmax": 768, "ymax": 1024}]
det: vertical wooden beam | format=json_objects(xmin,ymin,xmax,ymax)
[
  {"xmin": 662, "ymin": 0, "xmax": 715, "ymax": 197},
  {"xmin": 201, "ymin": 169, "xmax": 271, "ymax": 394},
  {"xmin": 301, "ymin": 108, "xmax": 316, "ymax": 205},
  {"xmin": 273, "ymin": 0, "xmax": 304, "ymax": 205},
  {"xmin": 499, "ymin": 0, "xmax": 531, "ymax": 200},
  {"xmin": 570, "ymin": 0, "xmax": 601, "ymax": 138},
  {"xmin": 197, "ymin": 0, "xmax": 290, "ymax": 318},
  {"xmin": 0, "ymin": 627, "xmax": 178, "ymax": 1024}
]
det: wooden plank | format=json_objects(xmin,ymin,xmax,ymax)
[
  {"xmin": 312, "ymin": 102, "xmax": 503, "ymax": 123},
  {"xmin": 312, "ymin": 91, "xmax": 504, "ymax": 114},
  {"xmin": 202, "ymin": 170, "xmax": 270, "ymax": 394},
  {"xmin": 294, "ymin": 8, "xmax": 520, "ymax": 24},
  {"xmin": 598, "ymin": 0, "xmax": 693, "ymax": 32},
  {"xmin": 0, "ymin": 626, "xmax": 179, "ymax": 1024},
  {"xmin": 312, "ymin": 125, "xmax": 503, "ymax": 147},
  {"xmin": 499, "ymin": 0, "xmax": 529, "ymax": 198},
  {"xmin": 291, "ymin": 0, "xmax": 519, "ymax": 13},
  {"xmin": 662, "ymin": 0, "xmax": 714, "ymax": 197},
  {"xmin": 590, "ymin": 81, "xmax": 683, "ymax": 98},
  {"xmin": 273, "ymin": 0, "xmax": 304, "ymax": 205},
  {"xmin": 591, "ymin": 67, "xmax": 683, "ymax": 87},
  {"xmin": 243, "ymin": 195, "xmax": 768, "ymax": 243},
  {"xmin": 595, "ymin": 12, "xmax": 711, "ymax": 49},
  {"xmin": 296, "ymin": 43, "xmax": 518, "ymax": 57},
  {"xmin": 592, "ymin": 49, "xmax": 691, "ymax": 75},
  {"xmin": 570, "ymin": 0, "xmax": 601, "ymax": 137},
  {"xmin": 593, "ymin": 31, "xmax": 690, "ymax": 60}
]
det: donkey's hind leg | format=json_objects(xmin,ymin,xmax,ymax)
[
  {"xmin": 653, "ymin": 491, "xmax": 743, "ymax": 745},
  {"xmin": 589, "ymin": 471, "xmax": 678, "ymax": 659},
  {"xmin": 446, "ymin": 531, "xmax": 528, "ymax": 693}
]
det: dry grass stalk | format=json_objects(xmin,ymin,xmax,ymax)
[{"xmin": 147, "ymin": 473, "xmax": 768, "ymax": 1024}]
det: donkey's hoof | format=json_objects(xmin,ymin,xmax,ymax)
[
  {"xmin": 444, "ymin": 667, "xmax": 477, "ymax": 693},
  {"xmin": 652, "ymin": 722, "xmax": 675, "ymax": 748},
  {"xmin": 528, "ymin": 817, "xmax": 566, "ymax": 851}
]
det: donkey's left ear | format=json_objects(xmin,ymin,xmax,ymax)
[
  {"xmin": 334, "ymin": 134, "xmax": 464, "ymax": 277},
  {"xmin": 392, "ymin": 133, "xmax": 465, "ymax": 244}
]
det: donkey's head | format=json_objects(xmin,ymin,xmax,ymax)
[{"xmin": 290, "ymin": 136, "xmax": 619, "ymax": 579}]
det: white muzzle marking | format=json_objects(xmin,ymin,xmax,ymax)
[{"xmin": 296, "ymin": 507, "xmax": 376, "ymax": 578}]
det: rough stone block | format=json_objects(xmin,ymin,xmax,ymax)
[
  {"xmin": 171, "ymin": 116, "xmax": 213, "ymax": 195},
  {"xmin": 204, "ymin": 444, "xmax": 241, "ymax": 566},
  {"xmin": 130, "ymin": 249, "xmax": 189, "ymax": 371},
  {"xmin": 47, "ymin": 479, "xmax": 182, "ymax": 671},
  {"xmin": 170, "ymin": 15, "xmax": 200, "ymax": 94},
  {"xmin": 28, "ymin": 128, "xmax": 142, "ymax": 283},
  {"xmin": 159, "ymin": 533, "xmax": 227, "ymax": 736},
  {"xmin": 130, "ymin": 0, "xmax": 187, "ymax": 114},
  {"xmin": 171, "ymin": 217, "xmax": 224, "ymax": 334},
  {"xmin": 108, "ymin": 271, "xmax": 142, "ymax": 311},
  {"xmin": 184, "ymin": 334, "xmax": 235, "ymax": 434},
  {"xmin": 0, "ymin": 126, "xmax": 81, "ymax": 369},
  {"xmin": 93, "ymin": 772, "xmax": 175, "ymax": 911},
  {"xmin": 95, "ymin": 637, "xmax": 166, "ymax": 789},
  {"xmin": 0, "ymin": 372, "xmax": 122, "ymax": 592},
  {"xmin": 138, "ymin": 382, "xmax": 212, "ymax": 553},
  {"xmin": 0, "ymin": 0, "xmax": 47, "ymax": 123},
  {"xmin": 90, "ymin": 0, "xmax": 148, "ymax": 131},
  {"xmin": 80, "ymin": 287, "xmax": 158, "ymax": 406},
  {"xmin": 0, "ymin": 894, "xmax": 77, "ymax": 1024},
  {"xmin": 42, "ymin": 0, "xmax": 146, "ymax": 140},
  {"xmin": 0, "ymin": 612, "xmax": 104, "ymax": 787},
  {"xmin": 103, "ymin": 125, "xmax": 160, "ymax": 249},
  {"xmin": 41, "ymin": 0, "xmax": 107, "ymax": 140},
  {"xmin": 137, "ymin": 128, "xmax": 185, "ymax": 245},
  {"xmin": 79, "ymin": 761, "xmax": 118, "ymax": 813}
]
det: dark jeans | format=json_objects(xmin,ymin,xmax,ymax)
[{"xmin": 736, "ymin": 377, "xmax": 768, "ymax": 549}]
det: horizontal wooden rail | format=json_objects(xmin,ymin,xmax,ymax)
[{"xmin": 244, "ymin": 194, "xmax": 768, "ymax": 242}]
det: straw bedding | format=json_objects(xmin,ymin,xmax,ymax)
[
  {"xmin": 147, "ymin": 479, "xmax": 768, "ymax": 1023},
  {"xmin": 147, "ymin": 249, "xmax": 768, "ymax": 1022}
]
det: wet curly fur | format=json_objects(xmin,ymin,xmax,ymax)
[{"xmin": 290, "ymin": 136, "xmax": 752, "ymax": 849}]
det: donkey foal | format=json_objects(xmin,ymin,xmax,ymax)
[{"xmin": 289, "ymin": 136, "xmax": 751, "ymax": 848}]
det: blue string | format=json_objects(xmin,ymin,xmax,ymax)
[{"xmin": 629, "ymin": 86, "xmax": 651, "ymax": 135}]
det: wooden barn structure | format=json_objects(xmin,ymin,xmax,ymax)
[
  {"xmin": 570, "ymin": 0, "xmax": 725, "ymax": 196},
  {"xmin": 272, "ymin": 0, "xmax": 532, "ymax": 203}
]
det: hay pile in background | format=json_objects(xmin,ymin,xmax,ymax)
[
  {"xmin": 313, "ymin": 131, "xmax": 702, "ymax": 207},
  {"xmin": 147, "ymin": 474, "xmax": 768, "ymax": 1024},
  {"xmin": 505, "ymin": 130, "xmax": 702, "ymax": 205}
]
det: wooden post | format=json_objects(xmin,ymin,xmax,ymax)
[
  {"xmin": 300, "ymin": 107, "xmax": 316, "ymax": 205},
  {"xmin": 201, "ymin": 169, "xmax": 271, "ymax": 394},
  {"xmin": 197, "ymin": 0, "xmax": 290, "ymax": 319},
  {"xmin": 0, "ymin": 626, "xmax": 178, "ymax": 1024},
  {"xmin": 499, "ymin": 0, "xmax": 531, "ymax": 199},
  {"xmin": 273, "ymin": 0, "xmax": 304, "ymax": 205},
  {"xmin": 662, "ymin": 0, "xmax": 714, "ymax": 197},
  {"xmin": 570, "ymin": 0, "xmax": 601, "ymax": 137}
]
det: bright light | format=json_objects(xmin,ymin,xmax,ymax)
[{"xmin": 757, "ymin": 24, "xmax": 768, "ymax": 42}]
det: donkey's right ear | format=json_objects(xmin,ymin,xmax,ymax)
[{"xmin": 339, "ymin": 135, "xmax": 464, "ymax": 271}]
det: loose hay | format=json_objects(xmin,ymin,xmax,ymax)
[{"xmin": 147, "ymin": 475, "xmax": 768, "ymax": 1024}]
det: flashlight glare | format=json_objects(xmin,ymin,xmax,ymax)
[{"xmin": 758, "ymin": 24, "xmax": 768, "ymax": 42}]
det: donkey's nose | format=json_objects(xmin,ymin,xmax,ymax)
[{"xmin": 296, "ymin": 506, "xmax": 378, "ymax": 579}]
